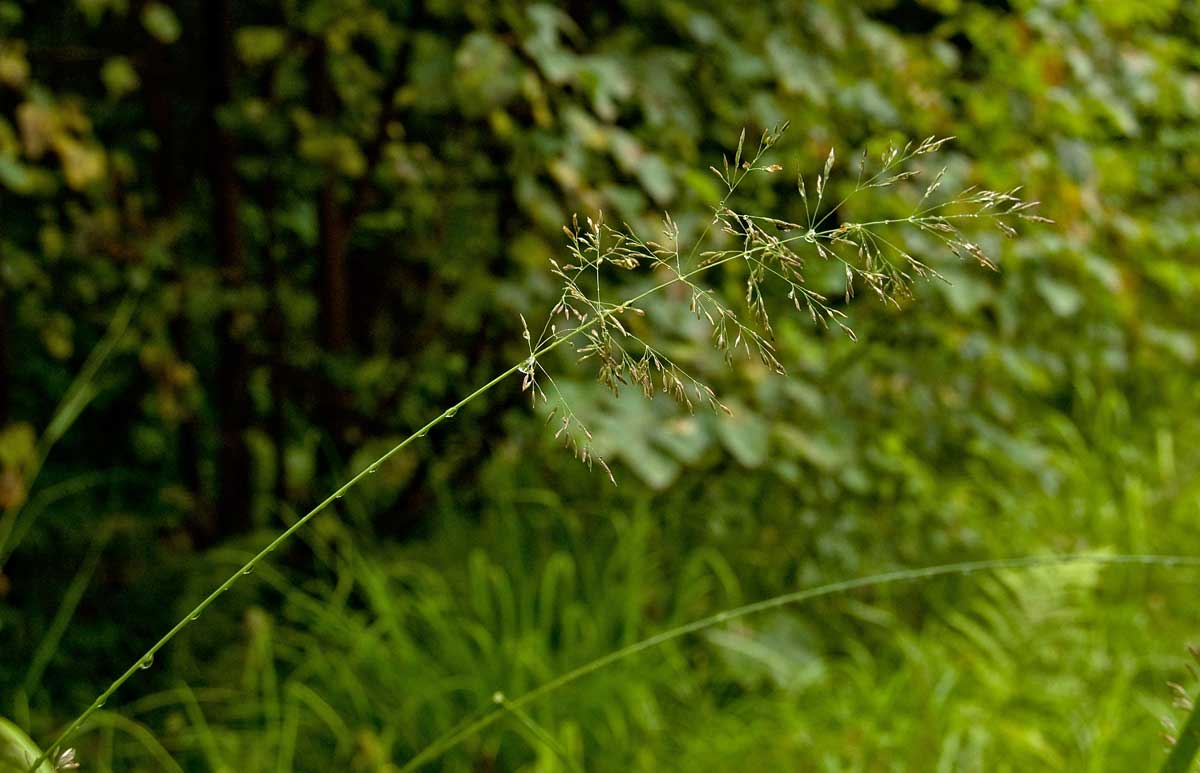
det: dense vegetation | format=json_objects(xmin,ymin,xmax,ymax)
[{"xmin": 2, "ymin": 0, "xmax": 1199, "ymax": 770}]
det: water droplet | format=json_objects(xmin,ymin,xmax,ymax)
[
  {"xmin": 138, "ymin": 656, "xmax": 154, "ymax": 670},
  {"xmin": 335, "ymin": 494, "xmax": 343, "ymax": 499},
  {"xmin": 415, "ymin": 429, "xmax": 428, "ymax": 438},
  {"xmin": 242, "ymin": 566, "xmax": 254, "ymax": 575},
  {"xmin": 189, "ymin": 612, "xmax": 201, "ymax": 621},
  {"xmin": 368, "ymin": 466, "xmax": 377, "ymax": 474},
  {"xmin": 445, "ymin": 407, "xmax": 458, "ymax": 418},
  {"xmin": 95, "ymin": 699, "xmax": 105, "ymax": 708}
]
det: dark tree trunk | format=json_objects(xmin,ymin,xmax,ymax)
[
  {"xmin": 206, "ymin": 0, "xmax": 252, "ymax": 539},
  {"xmin": 141, "ymin": 19, "xmax": 203, "ymax": 502},
  {"xmin": 142, "ymin": 27, "xmax": 180, "ymax": 213},
  {"xmin": 307, "ymin": 33, "xmax": 410, "ymax": 450},
  {"xmin": 309, "ymin": 43, "xmax": 350, "ymax": 354},
  {"xmin": 0, "ymin": 291, "xmax": 8, "ymax": 427},
  {"xmin": 311, "ymin": 38, "xmax": 411, "ymax": 354},
  {"xmin": 318, "ymin": 186, "xmax": 351, "ymax": 353},
  {"xmin": 262, "ymin": 176, "xmax": 288, "ymax": 505},
  {"xmin": 306, "ymin": 42, "xmax": 353, "ymax": 456}
]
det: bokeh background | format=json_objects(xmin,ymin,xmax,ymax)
[{"xmin": 2, "ymin": 0, "xmax": 1200, "ymax": 770}]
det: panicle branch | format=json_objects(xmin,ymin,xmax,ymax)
[{"xmin": 531, "ymin": 126, "xmax": 1045, "ymax": 478}]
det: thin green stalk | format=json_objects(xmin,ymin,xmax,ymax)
[
  {"xmin": 21, "ymin": 532, "xmax": 108, "ymax": 697},
  {"xmin": 0, "ymin": 472, "xmax": 111, "ymax": 567},
  {"xmin": 28, "ymin": 256, "xmax": 742, "ymax": 770},
  {"xmin": 275, "ymin": 696, "xmax": 299, "ymax": 773},
  {"xmin": 399, "ymin": 553, "xmax": 1200, "ymax": 772},
  {"xmin": 494, "ymin": 694, "xmax": 582, "ymax": 773},
  {"xmin": 0, "ymin": 294, "xmax": 138, "ymax": 567}
]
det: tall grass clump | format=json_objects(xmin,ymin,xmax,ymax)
[{"xmin": 23, "ymin": 125, "xmax": 1074, "ymax": 769}]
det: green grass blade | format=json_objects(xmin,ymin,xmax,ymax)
[
  {"xmin": 0, "ymin": 717, "xmax": 51, "ymax": 773},
  {"xmin": 1163, "ymin": 690, "xmax": 1200, "ymax": 773}
]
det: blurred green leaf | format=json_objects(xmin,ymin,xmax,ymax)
[
  {"xmin": 140, "ymin": 3, "xmax": 181, "ymax": 44},
  {"xmin": 236, "ymin": 26, "xmax": 287, "ymax": 66}
]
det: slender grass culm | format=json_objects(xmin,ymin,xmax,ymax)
[
  {"xmin": 28, "ymin": 125, "xmax": 1062, "ymax": 769},
  {"xmin": 400, "ymin": 554, "xmax": 1200, "ymax": 771}
]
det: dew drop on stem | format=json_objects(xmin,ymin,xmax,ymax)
[{"xmin": 138, "ymin": 655, "xmax": 154, "ymax": 670}]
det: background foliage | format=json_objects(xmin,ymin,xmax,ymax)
[{"xmin": 2, "ymin": 0, "xmax": 1199, "ymax": 770}]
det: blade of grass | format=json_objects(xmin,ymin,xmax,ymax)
[
  {"xmin": 78, "ymin": 712, "xmax": 184, "ymax": 773},
  {"xmin": 1163, "ymin": 687, "xmax": 1200, "ymax": 773},
  {"xmin": 0, "ymin": 716, "xmax": 52, "ymax": 773},
  {"xmin": 493, "ymin": 692, "xmax": 583, "ymax": 773},
  {"xmin": 0, "ymin": 294, "xmax": 138, "ymax": 568},
  {"xmin": 21, "ymin": 531, "xmax": 109, "ymax": 697},
  {"xmin": 178, "ymin": 683, "xmax": 226, "ymax": 773}
]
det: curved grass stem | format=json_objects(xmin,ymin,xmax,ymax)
[
  {"xmin": 31, "ymin": 130, "xmax": 1046, "ymax": 769},
  {"xmin": 400, "ymin": 553, "xmax": 1200, "ymax": 771},
  {"xmin": 28, "ymin": 254, "xmax": 745, "ymax": 770}
]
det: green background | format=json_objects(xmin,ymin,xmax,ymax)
[{"xmin": 1, "ymin": 0, "xmax": 1199, "ymax": 769}]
